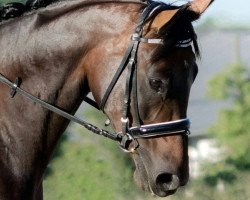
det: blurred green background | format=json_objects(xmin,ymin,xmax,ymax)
[{"xmin": 1, "ymin": 0, "xmax": 250, "ymax": 199}]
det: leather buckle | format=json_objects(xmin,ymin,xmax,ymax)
[
  {"xmin": 10, "ymin": 77, "xmax": 21, "ymax": 98},
  {"xmin": 131, "ymin": 33, "xmax": 141, "ymax": 41}
]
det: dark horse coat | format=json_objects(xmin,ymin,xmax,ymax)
[{"xmin": 0, "ymin": 0, "xmax": 213, "ymax": 199}]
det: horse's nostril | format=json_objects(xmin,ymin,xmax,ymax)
[
  {"xmin": 156, "ymin": 173, "xmax": 172, "ymax": 185},
  {"xmin": 155, "ymin": 173, "xmax": 180, "ymax": 191}
]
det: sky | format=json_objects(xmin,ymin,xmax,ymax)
[
  {"xmin": 162, "ymin": 0, "xmax": 250, "ymax": 25},
  {"xmin": 203, "ymin": 0, "xmax": 250, "ymax": 25}
]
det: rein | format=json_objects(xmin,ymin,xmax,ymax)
[
  {"xmin": 0, "ymin": 1, "xmax": 192, "ymax": 152},
  {"xmin": 0, "ymin": 74, "xmax": 123, "ymax": 142}
]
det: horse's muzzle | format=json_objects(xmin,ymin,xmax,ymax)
[{"xmin": 153, "ymin": 173, "xmax": 180, "ymax": 197}]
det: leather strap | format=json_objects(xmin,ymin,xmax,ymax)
[
  {"xmin": 0, "ymin": 1, "xmax": 192, "ymax": 153},
  {"xmin": 100, "ymin": 41, "xmax": 134, "ymax": 110},
  {"xmin": 100, "ymin": 2, "xmax": 165, "ymax": 112},
  {"xmin": 84, "ymin": 96, "xmax": 100, "ymax": 110},
  {"xmin": 0, "ymin": 73, "xmax": 122, "ymax": 142},
  {"xmin": 132, "ymin": 56, "xmax": 141, "ymax": 126},
  {"xmin": 129, "ymin": 118, "xmax": 190, "ymax": 138}
]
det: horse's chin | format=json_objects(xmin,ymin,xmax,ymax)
[{"xmin": 133, "ymin": 164, "xmax": 153, "ymax": 194}]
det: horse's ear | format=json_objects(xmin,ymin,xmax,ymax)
[
  {"xmin": 188, "ymin": 0, "xmax": 214, "ymax": 14},
  {"xmin": 150, "ymin": 0, "xmax": 214, "ymax": 31},
  {"xmin": 150, "ymin": 9, "xmax": 179, "ymax": 31},
  {"xmin": 187, "ymin": 0, "xmax": 214, "ymax": 20}
]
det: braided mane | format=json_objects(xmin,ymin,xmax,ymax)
[
  {"xmin": 0, "ymin": 0, "xmax": 146, "ymax": 22},
  {"xmin": 0, "ymin": 0, "xmax": 56, "ymax": 21}
]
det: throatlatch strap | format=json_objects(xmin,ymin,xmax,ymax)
[
  {"xmin": 100, "ymin": 42, "xmax": 134, "ymax": 110},
  {"xmin": 84, "ymin": 96, "xmax": 100, "ymax": 110},
  {"xmin": 100, "ymin": 2, "xmax": 164, "ymax": 112}
]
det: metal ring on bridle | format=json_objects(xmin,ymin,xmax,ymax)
[{"xmin": 119, "ymin": 133, "xmax": 139, "ymax": 153}]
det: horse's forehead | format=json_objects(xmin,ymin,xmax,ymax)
[{"xmin": 143, "ymin": 47, "xmax": 194, "ymax": 70}]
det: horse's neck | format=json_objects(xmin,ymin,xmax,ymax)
[
  {"xmin": 1, "ymin": 2, "xmax": 140, "ymax": 105},
  {"xmin": 0, "ymin": 2, "xmax": 140, "ymax": 193}
]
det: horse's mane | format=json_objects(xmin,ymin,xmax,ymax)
[
  {"xmin": 0, "ymin": 0, "xmax": 56, "ymax": 21},
  {"xmin": 0, "ymin": 0, "xmax": 199, "ymax": 57}
]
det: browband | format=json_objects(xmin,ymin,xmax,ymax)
[{"xmin": 131, "ymin": 33, "xmax": 193, "ymax": 47}]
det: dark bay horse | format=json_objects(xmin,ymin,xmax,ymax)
[{"xmin": 0, "ymin": 0, "xmax": 213, "ymax": 199}]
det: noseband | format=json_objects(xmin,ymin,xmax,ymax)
[{"xmin": 0, "ymin": 1, "xmax": 191, "ymax": 153}]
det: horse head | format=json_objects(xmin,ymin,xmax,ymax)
[
  {"xmin": 0, "ymin": 0, "xmax": 214, "ymax": 198},
  {"xmin": 89, "ymin": 0, "xmax": 214, "ymax": 197}
]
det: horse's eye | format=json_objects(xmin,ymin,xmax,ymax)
[{"xmin": 149, "ymin": 78, "xmax": 164, "ymax": 92}]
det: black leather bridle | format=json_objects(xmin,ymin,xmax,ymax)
[
  {"xmin": 98, "ymin": 1, "xmax": 191, "ymax": 151},
  {"xmin": 0, "ymin": 1, "xmax": 191, "ymax": 153}
]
